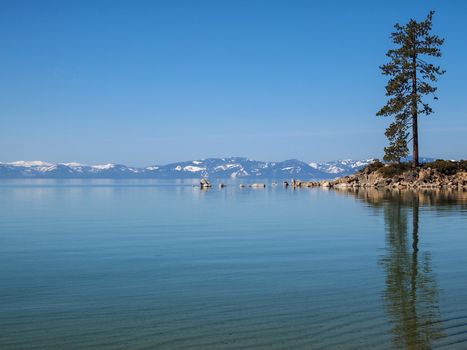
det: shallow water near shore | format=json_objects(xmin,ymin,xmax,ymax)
[{"xmin": 0, "ymin": 179, "xmax": 466, "ymax": 349}]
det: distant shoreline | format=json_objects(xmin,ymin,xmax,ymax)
[{"xmin": 0, "ymin": 158, "xmax": 374, "ymax": 180}]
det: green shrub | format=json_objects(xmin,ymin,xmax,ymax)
[
  {"xmin": 422, "ymin": 159, "xmax": 462, "ymax": 175},
  {"xmin": 377, "ymin": 162, "xmax": 411, "ymax": 178},
  {"xmin": 360, "ymin": 159, "xmax": 384, "ymax": 174},
  {"xmin": 459, "ymin": 160, "xmax": 467, "ymax": 171},
  {"xmin": 359, "ymin": 159, "xmax": 465, "ymax": 178}
]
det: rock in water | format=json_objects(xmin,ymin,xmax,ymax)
[
  {"xmin": 250, "ymin": 183, "xmax": 266, "ymax": 188},
  {"xmin": 200, "ymin": 178, "xmax": 211, "ymax": 188}
]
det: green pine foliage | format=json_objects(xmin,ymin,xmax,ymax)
[{"xmin": 377, "ymin": 11, "xmax": 445, "ymax": 166}]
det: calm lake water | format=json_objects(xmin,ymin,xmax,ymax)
[{"xmin": 0, "ymin": 180, "xmax": 466, "ymax": 349}]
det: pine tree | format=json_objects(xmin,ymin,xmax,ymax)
[
  {"xmin": 383, "ymin": 120, "xmax": 409, "ymax": 163},
  {"xmin": 377, "ymin": 11, "xmax": 445, "ymax": 167}
]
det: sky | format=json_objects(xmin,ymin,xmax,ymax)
[{"xmin": 1, "ymin": 0, "xmax": 466, "ymax": 166}]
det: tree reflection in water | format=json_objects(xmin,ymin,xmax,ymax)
[
  {"xmin": 333, "ymin": 189, "xmax": 466, "ymax": 349},
  {"xmin": 379, "ymin": 191, "xmax": 442, "ymax": 349}
]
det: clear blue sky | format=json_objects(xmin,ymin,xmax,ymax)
[{"xmin": 1, "ymin": 0, "xmax": 466, "ymax": 165}]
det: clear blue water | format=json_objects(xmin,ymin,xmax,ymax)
[{"xmin": 0, "ymin": 179, "xmax": 466, "ymax": 349}]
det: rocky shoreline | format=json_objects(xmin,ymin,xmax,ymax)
[
  {"xmin": 326, "ymin": 167, "xmax": 466, "ymax": 189},
  {"xmin": 289, "ymin": 166, "xmax": 467, "ymax": 190}
]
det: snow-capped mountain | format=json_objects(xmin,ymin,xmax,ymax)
[
  {"xmin": 149, "ymin": 158, "xmax": 332, "ymax": 179},
  {"xmin": 0, "ymin": 157, "xmax": 375, "ymax": 179},
  {"xmin": 309, "ymin": 159, "xmax": 375, "ymax": 175}
]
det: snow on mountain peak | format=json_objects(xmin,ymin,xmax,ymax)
[
  {"xmin": 183, "ymin": 165, "xmax": 205, "ymax": 172},
  {"xmin": 308, "ymin": 159, "xmax": 374, "ymax": 175},
  {"xmin": 62, "ymin": 162, "xmax": 86, "ymax": 167},
  {"xmin": 0, "ymin": 157, "xmax": 377, "ymax": 179},
  {"xmin": 309, "ymin": 162, "xmax": 318, "ymax": 169},
  {"xmin": 92, "ymin": 163, "xmax": 115, "ymax": 170},
  {"xmin": 9, "ymin": 161, "xmax": 53, "ymax": 167}
]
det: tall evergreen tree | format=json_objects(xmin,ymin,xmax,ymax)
[
  {"xmin": 377, "ymin": 11, "xmax": 445, "ymax": 167},
  {"xmin": 383, "ymin": 120, "xmax": 409, "ymax": 164}
]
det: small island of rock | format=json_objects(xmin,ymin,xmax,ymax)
[{"xmin": 322, "ymin": 159, "xmax": 466, "ymax": 190}]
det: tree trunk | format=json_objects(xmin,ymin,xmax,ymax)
[
  {"xmin": 413, "ymin": 115, "xmax": 419, "ymax": 167},
  {"xmin": 412, "ymin": 51, "xmax": 419, "ymax": 168}
]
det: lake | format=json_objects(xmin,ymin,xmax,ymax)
[{"xmin": 0, "ymin": 180, "xmax": 466, "ymax": 349}]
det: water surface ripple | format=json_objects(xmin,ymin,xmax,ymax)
[{"xmin": 0, "ymin": 180, "xmax": 466, "ymax": 349}]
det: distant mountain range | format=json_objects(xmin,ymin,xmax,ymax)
[{"xmin": 0, "ymin": 158, "xmax": 378, "ymax": 179}]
